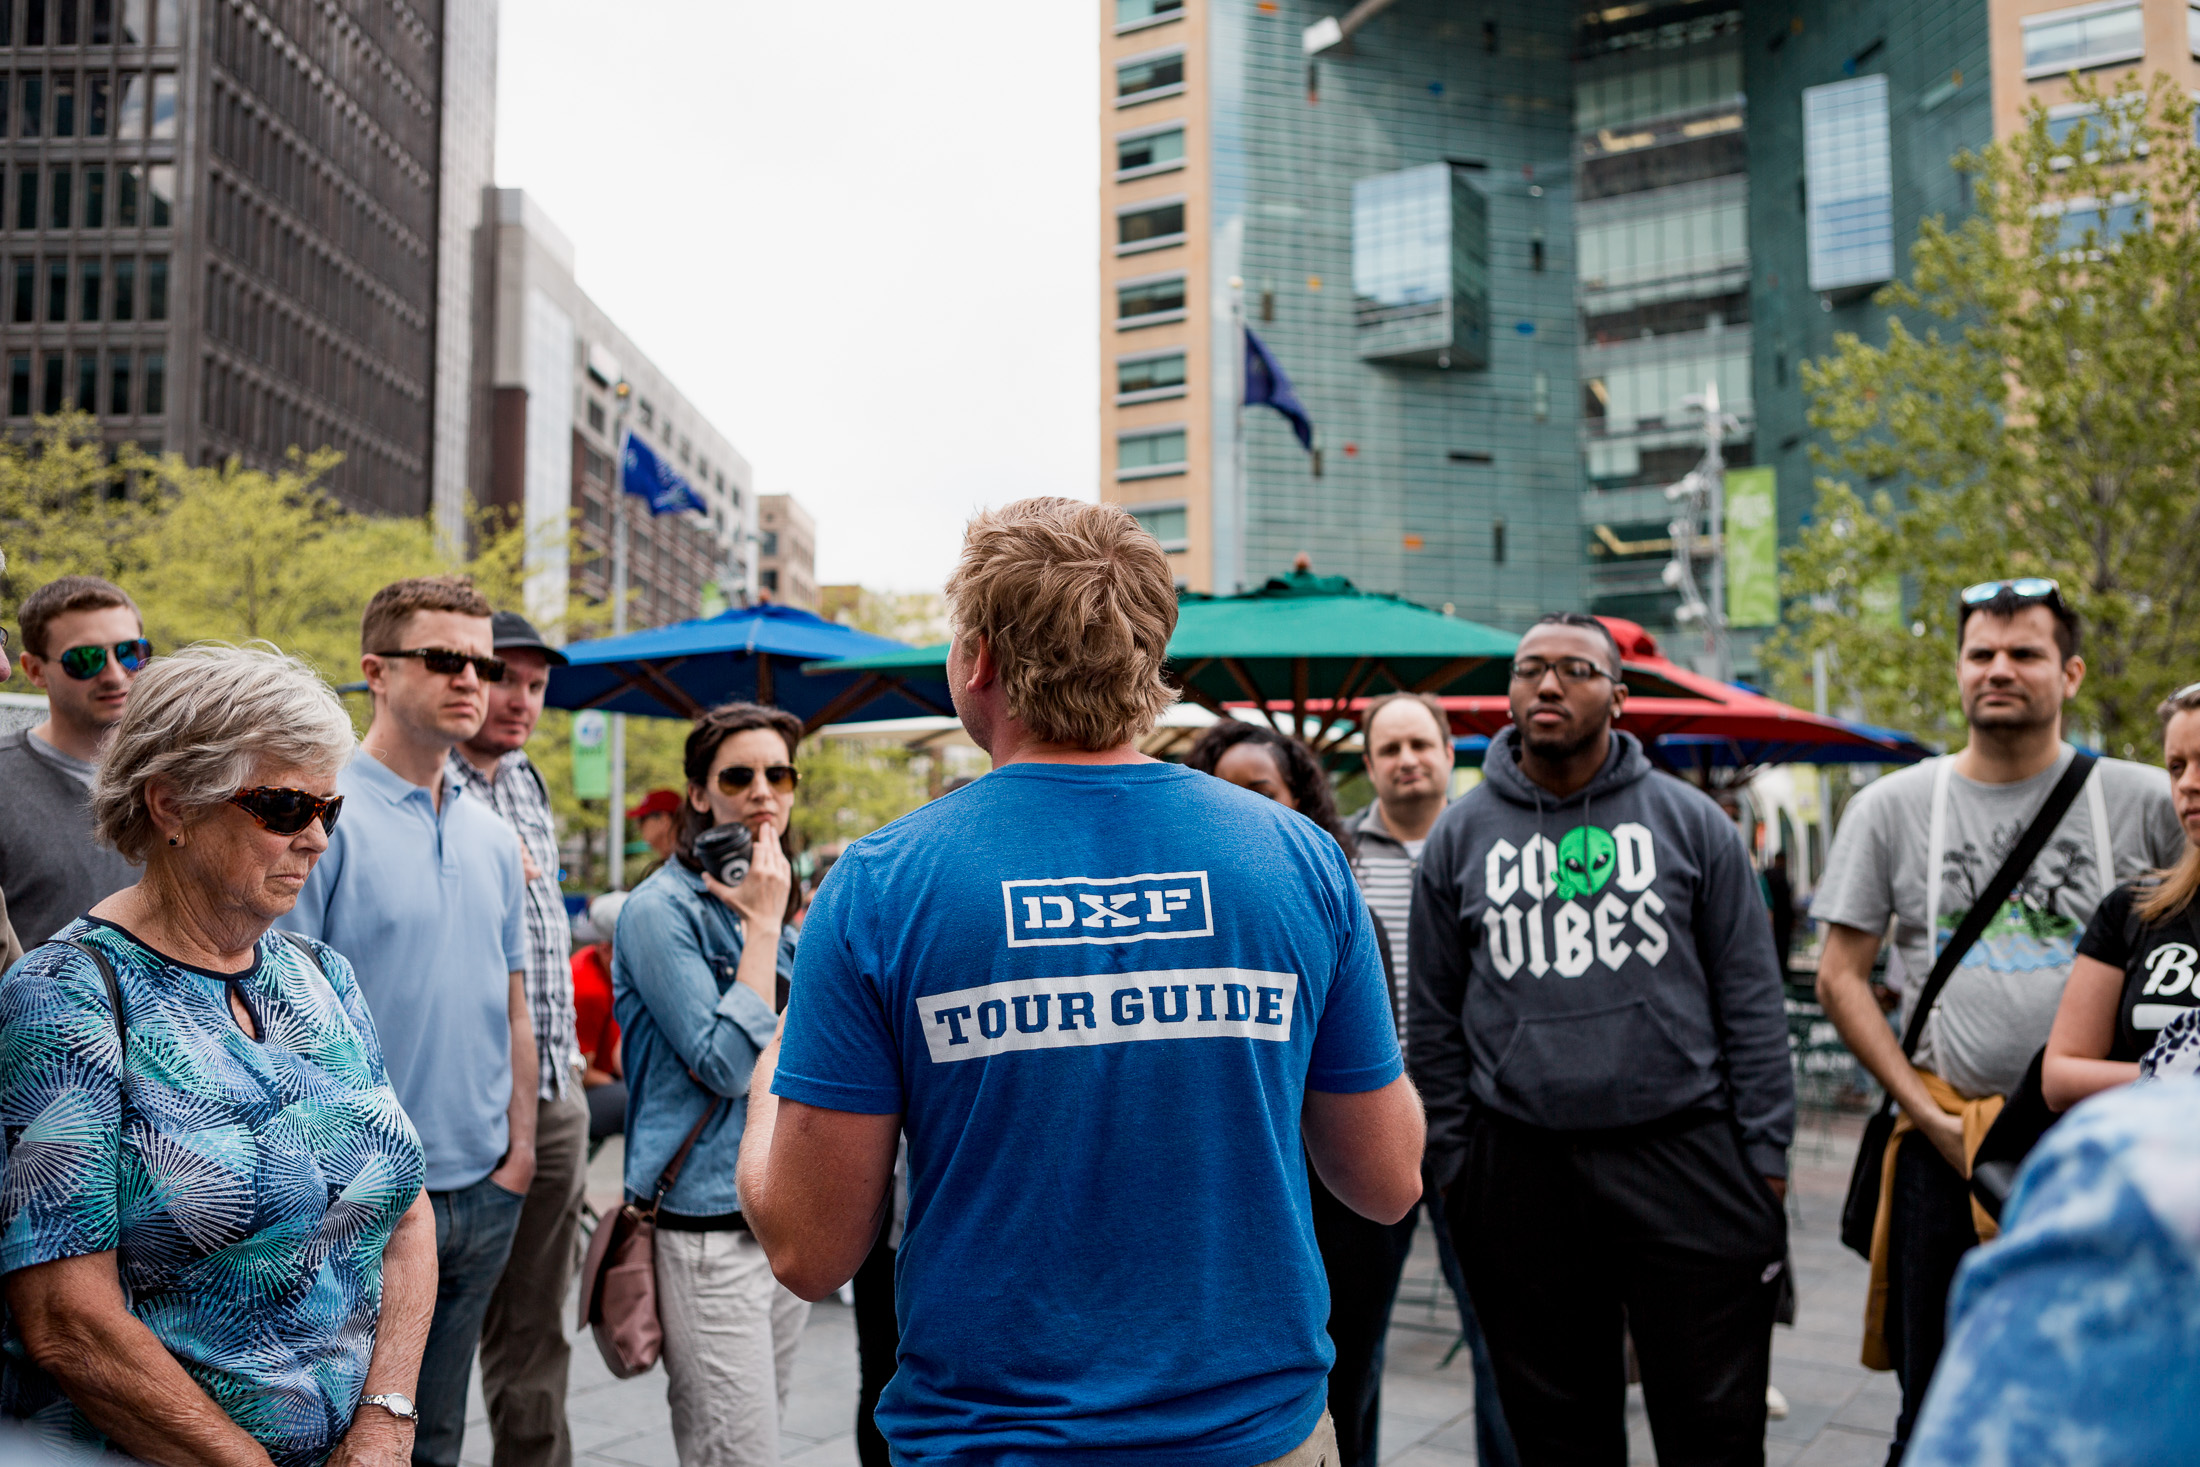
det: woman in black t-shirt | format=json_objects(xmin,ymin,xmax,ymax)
[{"xmin": 2043, "ymin": 683, "xmax": 2200, "ymax": 1109}]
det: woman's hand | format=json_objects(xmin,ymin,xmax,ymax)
[{"xmin": 702, "ymin": 816, "xmax": 790, "ymax": 937}]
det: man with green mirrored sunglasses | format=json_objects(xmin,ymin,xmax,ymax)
[{"xmin": 0, "ymin": 575, "xmax": 143, "ymax": 946}]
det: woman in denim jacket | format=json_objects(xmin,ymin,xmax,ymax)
[{"xmin": 612, "ymin": 702, "xmax": 804, "ymax": 1467}]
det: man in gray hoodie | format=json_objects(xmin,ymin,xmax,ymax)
[{"xmin": 1409, "ymin": 613, "xmax": 1793, "ymax": 1466}]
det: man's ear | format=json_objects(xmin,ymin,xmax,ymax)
[
  {"xmin": 2063, "ymin": 655, "xmax": 2087, "ymax": 701},
  {"xmin": 966, "ymin": 634, "xmax": 999, "ymax": 690}
]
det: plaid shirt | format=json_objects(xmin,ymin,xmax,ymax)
[{"xmin": 449, "ymin": 750, "xmax": 580, "ymax": 1099}]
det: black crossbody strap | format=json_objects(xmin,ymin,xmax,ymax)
[
  {"xmin": 1897, "ymin": 750, "xmax": 2100, "ymax": 1058},
  {"xmin": 29, "ymin": 939, "xmax": 128, "ymax": 1052}
]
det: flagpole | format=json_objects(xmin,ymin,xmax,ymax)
[
  {"xmin": 1230, "ymin": 276, "xmax": 1247, "ymax": 602},
  {"xmin": 609, "ymin": 397, "xmax": 631, "ymax": 890}
]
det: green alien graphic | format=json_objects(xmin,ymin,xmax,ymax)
[{"xmin": 1553, "ymin": 825, "xmax": 1617, "ymax": 901}]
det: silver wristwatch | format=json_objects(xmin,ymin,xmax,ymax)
[{"xmin": 359, "ymin": 1392, "xmax": 418, "ymax": 1423}]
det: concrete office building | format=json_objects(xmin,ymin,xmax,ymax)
[
  {"xmin": 1099, "ymin": 0, "xmax": 1582, "ymax": 623},
  {"xmin": 0, "ymin": 0, "xmax": 497, "ymax": 524},
  {"xmin": 487, "ymin": 188, "xmax": 754, "ymax": 633},
  {"xmin": 756, "ymin": 493, "xmax": 816, "ymax": 611}
]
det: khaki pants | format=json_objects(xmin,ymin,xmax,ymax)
[
  {"xmin": 655, "ymin": 1227, "xmax": 811, "ymax": 1467},
  {"xmin": 1255, "ymin": 1414, "xmax": 1339, "ymax": 1467},
  {"xmin": 480, "ymin": 1090, "xmax": 591, "ymax": 1467}
]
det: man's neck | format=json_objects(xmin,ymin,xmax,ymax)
[
  {"xmin": 979, "ymin": 719, "xmax": 1150, "ymax": 770},
  {"xmin": 1953, "ymin": 719, "xmax": 2067, "ymax": 785},
  {"xmin": 1375, "ymin": 793, "xmax": 1445, "ymax": 844},
  {"xmin": 29, "ymin": 715, "xmax": 105, "ymax": 764},
  {"xmin": 457, "ymin": 740, "xmax": 515, "ymax": 780},
  {"xmin": 363, "ymin": 713, "xmax": 454, "ymax": 805},
  {"xmin": 1515, "ymin": 729, "xmax": 1612, "ymax": 801}
]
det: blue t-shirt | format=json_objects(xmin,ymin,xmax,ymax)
[
  {"xmin": 278, "ymin": 752, "xmax": 527, "ymax": 1191},
  {"xmin": 774, "ymin": 761, "xmax": 1403, "ymax": 1467}
]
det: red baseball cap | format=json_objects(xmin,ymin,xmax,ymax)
[{"xmin": 627, "ymin": 789, "xmax": 682, "ymax": 821}]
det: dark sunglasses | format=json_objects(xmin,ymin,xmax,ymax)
[
  {"xmin": 372, "ymin": 647, "xmax": 507, "ymax": 683},
  {"xmin": 1509, "ymin": 656, "xmax": 1617, "ymax": 686},
  {"xmin": 715, "ymin": 764, "xmax": 799, "ymax": 795},
  {"xmin": 58, "ymin": 639, "xmax": 153, "ymax": 680},
  {"xmin": 1961, "ymin": 578, "xmax": 2061, "ymax": 607},
  {"xmin": 227, "ymin": 786, "xmax": 344, "ymax": 836}
]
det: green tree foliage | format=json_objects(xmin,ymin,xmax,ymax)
[{"xmin": 1771, "ymin": 76, "xmax": 2200, "ymax": 758}]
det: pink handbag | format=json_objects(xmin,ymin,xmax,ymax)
[{"xmin": 577, "ymin": 1099, "xmax": 722, "ymax": 1378}]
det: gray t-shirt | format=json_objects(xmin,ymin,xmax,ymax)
[{"xmin": 1814, "ymin": 747, "xmax": 2182, "ymax": 1097}]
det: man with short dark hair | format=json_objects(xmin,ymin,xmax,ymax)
[
  {"xmin": 1411, "ymin": 611, "xmax": 1794, "ymax": 1464},
  {"xmin": 738, "ymin": 497, "xmax": 1424, "ymax": 1467},
  {"xmin": 280, "ymin": 576, "xmax": 536, "ymax": 1467},
  {"xmin": 457, "ymin": 612, "xmax": 587, "ymax": 1467},
  {"xmin": 1813, "ymin": 580, "xmax": 2179, "ymax": 1461},
  {"xmin": 0, "ymin": 576, "xmax": 144, "ymax": 945}
]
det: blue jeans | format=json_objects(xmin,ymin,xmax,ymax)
[{"xmin": 416, "ymin": 1174, "xmax": 526, "ymax": 1467}]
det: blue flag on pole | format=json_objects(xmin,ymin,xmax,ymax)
[
  {"xmin": 1244, "ymin": 329, "xmax": 1314, "ymax": 452},
  {"xmin": 621, "ymin": 431, "xmax": 709, "ymax": 516}
]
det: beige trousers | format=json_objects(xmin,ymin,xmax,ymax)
[
  {"xmin": 653, "ymin": 1227, "xmax": 810, "ymax": 1467},
  {"xmin": 1253, "ymin": 1413, "xmax": 1339, "ymax": 1467}
]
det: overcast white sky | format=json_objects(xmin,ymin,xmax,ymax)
[{"xmin": 495, "ymin": 1, "xmax": 1098, "ymax": 593}]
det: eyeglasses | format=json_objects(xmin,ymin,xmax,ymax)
[
  {"xmin": 1960, "ymin": 578, "xmax": 2061, "ymax": 607},
  {"xmin": 715, "ymin": 764, "xmax": 799, "ymax": 795},
  {"xmin": 1509, "ymin": 656, "xmax": 1618, "ymax": 686},
  {"xmin": 57, "ymin": 639, "xmax": 153, "ymax": 680},
  {"xmin": 227, "ymin": 786, "xmax": 344, "ymax": 836},
  {"xmin": 372, "ymin": 647, "xmax": 507, "ymax": 683}
]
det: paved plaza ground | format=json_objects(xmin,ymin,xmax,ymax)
[{"xmin": 463, "ymin": 1111, "xmax": 1895, "ymax": 1466}]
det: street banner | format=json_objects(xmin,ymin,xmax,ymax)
[
  {"xmin": 572, "ymin": 710, "xmax": 609, "ymax": 800},
  {"xmin": 1725, "ymin": 466, "xmax": 1778, "ymax": 627}
]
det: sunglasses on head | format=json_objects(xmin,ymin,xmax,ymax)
[
  {"xmin": 1960, "ymin": 578, "xmax": 2061, "ymax": 608},
  {"xmin": 715, "ymin": 764, "xmax": 799, "ymax": 795},
  {"xmin": 228, "ymin": 786, "xmax": 344, "ymax": 836},
  {"xmin": 372, "ymin": 646, "xmax": 507, "ymax": 683},
  {"xmin": 58, "ymin": 639, "xmax": 153, "ymax": 680}
]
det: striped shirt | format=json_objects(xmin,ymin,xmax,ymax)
[
  {"xmin": 1350, "ymin": 802, "xmax": 1438, "ymax": 1031},
  {"xmin": 450, "ymin": 750, "xmax": 580, "ymax": 1099}
]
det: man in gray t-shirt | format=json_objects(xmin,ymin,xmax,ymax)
[{"xmin": 1813, "ymin": 583, "xmax": 2179, "ymax": 1460}]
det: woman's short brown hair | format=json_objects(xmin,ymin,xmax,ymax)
[{"xmin": 944, "ymin": 497, "xmax": 1178, "ymax": 750}]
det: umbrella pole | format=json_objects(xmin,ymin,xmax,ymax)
[{"xmin": 609, "ymin": 488, "xmax": 630, "ymax": 889}]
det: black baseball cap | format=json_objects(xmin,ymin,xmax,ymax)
[{"xmin": 490, "ymin": 610, "xmax": 570, "ymax": 666}]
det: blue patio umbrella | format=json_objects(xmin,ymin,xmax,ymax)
[{"xmin": 545, "ymin": 602, "xmax": 954, "ymax": 731}]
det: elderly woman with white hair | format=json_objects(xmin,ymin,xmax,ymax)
[{"xmin": 0, "ymin": 644, "xmax": 433, "ymax": 1467}]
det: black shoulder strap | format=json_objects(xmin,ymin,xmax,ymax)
[
  {"xmin": 31, "ymin": 939, "xmax": 127, "ymax": 1052},
  {"xmin": 274, "ymin": 929, "xmax": 328, "ymax": 977},
  {"xmin": 1898, "ymin": 751, "xmax": 2100, "ymax": 1057}
]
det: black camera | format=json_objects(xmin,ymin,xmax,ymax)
[{"xmin": 692, "ymin": 821, "xmax": 754, "ymax": 888}]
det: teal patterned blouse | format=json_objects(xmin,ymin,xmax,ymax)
[{"xmin": 0, "ymin": 919, "xmax": 426, "ymax": 1467}]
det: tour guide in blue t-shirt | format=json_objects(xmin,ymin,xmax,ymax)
[{"xmin": 737, "ymin": 499, "xmax": 1426, "ymax": 1467}]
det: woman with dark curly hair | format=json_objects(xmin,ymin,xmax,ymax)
[{"xmin": 1184, "ymin": 717, "xmax": 1419, "ymax": 1467}]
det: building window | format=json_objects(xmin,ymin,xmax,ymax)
[
  {"xmin": 759, "ymin": 568, "xmax": 779, "ymax": 593},
  {"xmin": 1116, "ymin": 49, "xmax": 1185, "ymax": 106},
  {"xmin": 1577, "ymin": 188, "xmax": 1748, "ymax": 290},
  {"xmin": 24, "ymin": 0, "xmax": 42, "ymax": 45},
  {"xmin": 142, "ymin": 350, "xmax": 161, "ymax": 414},
  {"xmin": 149, "ymin": 71, "xmax": 175, "ymax": 138},
  {"xmin": 20, "ymin": 74, "xmax": 40, "ymax": 138},
  {"xmin": 53, "ymin": 71, "xmax": 73, "ymax": 136},
  {"xmin": 83, "ymin": 167, "xmax": 103, "ymax": 227},
  {"xmin": 1116, "ymin": 272, "xmax": 1186, "ymax": 327},
  {"xmin": 41, "ymin": 351, "xmax": 62, "ymax": 413},
  {"xmin": 1351, "ymin": 162, "xmax": 1490, "ymax": 367},
  {"xmin": 1117, "ymin": 426, "xmax": 1188, "ymax": 480},
  {"xmin": 7, "ymin": 356, "xmax": 25, "ymax": 416},
  {"xmin": 91, "ymin": 0, "xmax": 112, "ymax": 46},
  {"xmin": 117, "ymin": 73, "xmax": 140, "ymax": 137},
  {"xmin": 87, "ymin": 74, "xmax": 108, "ymax": 135},
  {"xmin": 146, "ymin": 254, "xmax": 166, "ymax": 318},
  {"xmin": 1117, "ymin": 124, "xmax": 1185, "ymax": 179},
  {"xmin": 1117, "ymin": 197, "xmax": 1185, "ymax": 254},
  {"xmin": 73, "ymin": 352, "xmax": 93, "ymax": 412},
  {"xmin": 117, "ymin": 164, "xmax": 136, "ymax": 224},
  {"xmin": 759, "ymin": 529, "xmax": 779, "ymax": 555},
  {"xmin": 58, "ymin": 0, "xmax": 77, "ymax": 43},
  {"xmin": 2022, "ymin": 1, "xmax": 2144, "ymax": 77},
  {"xmin": 147, "ymin": 163, "xmax": 172, "ymax": 226},
  {"xmin": 638, "ymin": 399, "xmax": 654, "ymax": 428},
  {"xmin": 108, "ymin": 350, "xmax": 128, "ymax": 415},
  {"xmin": 587, "ymin": 397, "xmax": 605, "ymax": 432},
  {"xmin": 78, "ymin": 258, "xmax": 98, "ymax": 319},
  {"xmin": 1116, "ymin": 349, "xmax": 1186, "ymax": 402},
  {"xmin": 112, "ymin": 256, "xmax": 132, "ymax": 318},
  {"xmin": 10, "ymin": 262, "xmax": 28, "ymax": 322},
  {"xmin": 45, "ymin": 258, "xmax": 65, "ymax": 321},
  {"xmin": 49, "ymin": 167, "xmax": 69, "ymax": 228},
  {"xmin": 2051, "ymin": 194, "xmax": 2143, "ymax": 250},
  {"xmin": 1126, "ymin": 501, "xmax": 1189, "ymax": 551},
  {"xmin": 1803, "ymin": 74, "xmax": 1894, "ymax": 293},
  {"xmin": 15, "ymin": 169, "xmax": 34, "ymax": 229},
  {"xmin": 1116, "ymin": 0, "xmax": 1183, "ymax": 30}
]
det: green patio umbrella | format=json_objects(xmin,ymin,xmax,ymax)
[{"xmin": 807, "ymin": 566, "xmax": 1518, "ymax": 753}]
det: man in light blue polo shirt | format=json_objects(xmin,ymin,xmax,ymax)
[{"xmin": 281, "ymin": 576, "xmax": 535, "ymax": 1467}]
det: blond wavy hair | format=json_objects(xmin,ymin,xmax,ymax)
[
  {"xmin": 2136, "ymin": 682, "xmax": 2200, "ymax": 925},
  {"xmin": 944, "ymin": 498, "xmax": 1178, "ymax": 750}
]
